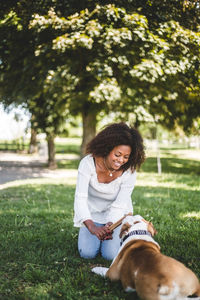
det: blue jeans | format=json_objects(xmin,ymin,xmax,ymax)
[{"xmin": 78, "ymin": 222, "xmax": 121, "ymax": 260}]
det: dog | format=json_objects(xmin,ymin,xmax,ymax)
[{"xmin": 92, "ymin": 215, "xmax": 200, "ymax": 300}]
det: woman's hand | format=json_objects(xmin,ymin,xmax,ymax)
[
  {"xmin": 84, "ymin": 220, "xmax": 113, "ymax": 240},
  {"xmin": 103, "ymin": 222, "xmax": 113, "ymax": 240},
  {"xmin": 93, "ymin": 225, "xmax": 112, "ymax": 240}
]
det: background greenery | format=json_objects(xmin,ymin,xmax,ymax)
[{"xmin": 0, "ymin": 139, "xmax": 199, "ymax": 299}]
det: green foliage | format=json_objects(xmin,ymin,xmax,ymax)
[
  {"xmin": 29, "ymin": 4, "xmax": 200, "ymax": 130},
  {"xmin": 0, "ymin": 0, "xmax": 200, "ymax": 136}
]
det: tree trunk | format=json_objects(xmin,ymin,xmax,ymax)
[
  {"xmin": 47, "ymin": 134, "xmax": 57, "ymax": 169},
  {"xmin": 81, "ymin": 111, "xmax": 97, "ymax": 157},
  {"xmin": 134, "ymin": 116, "xmax": 140, "ymax": 129},
  {"xmin": 149, "ymin": 127, "xmax": 157, "ymax": 140},
  {"xmin": 29, "ymin": 127, "xmax": 38, "ymax": 154},
  {"xmin": 155, "ymin": 126, "xmax": 162, "ymax": 174}
]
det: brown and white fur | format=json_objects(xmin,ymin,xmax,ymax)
[{"xmin": 92, "ymin": 215, "xmax": 200, "ymax": 300}]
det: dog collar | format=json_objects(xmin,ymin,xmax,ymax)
[{"xmin": 120, "ymin": 230, "xmax": 152, "ymax": 246}]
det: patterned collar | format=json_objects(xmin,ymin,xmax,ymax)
[{"xmin": 120, "ymin": 230, "xmax": 152, "ymax": 246}]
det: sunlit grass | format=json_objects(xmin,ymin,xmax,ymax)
[{"xmin": 181, "ymin": 211, "xmax": 200, "ymax": 219}]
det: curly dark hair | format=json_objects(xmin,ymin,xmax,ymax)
[{"xmin": 86, "ymin": 122, "xmax": 145, "ymax": 171}]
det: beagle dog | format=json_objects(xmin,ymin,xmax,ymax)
[{"xmin": 92, "ymin": 215, "xmax": 200, "ymax": 300}]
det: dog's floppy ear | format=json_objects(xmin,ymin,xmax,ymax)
[
  {"xmin": 147, "ymin": 221, "xmax": 158, "ymax": 236},
  {"xmin": 119, "ymin": 222, "xmax": 131, "ymax": 238},
  {"xmin": 142, "ymin": 218, "xmax": 158, "ymax": 236},
  {"xmin": 149, "ymin": 221, "xmax": 158, "ymax": 236}
]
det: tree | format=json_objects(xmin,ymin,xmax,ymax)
[
  {"xmin": 1, "ymin": 1, "xmax": 199, "ymax": 160},
  {"xmin": 29, "ymin": 4, "xmax": 200, "ymax": 153},
  {"xmin": 0, "ymin": 4, "xmax": 72, "ymax": 167}
]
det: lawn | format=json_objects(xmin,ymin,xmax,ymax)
[{"xmin": 0, "ymin": 141, "xmax": 199, "ymax": 299}]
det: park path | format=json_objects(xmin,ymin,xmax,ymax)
[{"xmin": 0, "ymin": 152, "xmax": 78, "ymax": 186}]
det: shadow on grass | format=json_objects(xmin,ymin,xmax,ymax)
[{"xmin": 141, "ymin": 157, "xmax": 200, "ymax": 175}]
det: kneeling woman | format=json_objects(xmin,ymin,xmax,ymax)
[{"xmin": 73, "ymin": 122, "xmax": 145, "ymax": 260}]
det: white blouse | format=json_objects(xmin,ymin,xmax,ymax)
[{"xmin": 73, "ymin": 154, "xmax": 137, "ymax": 227}]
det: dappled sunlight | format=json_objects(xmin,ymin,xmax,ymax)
[
  {"xmin": 170, "ymin": 162, "xmax": 183, "ymax": 168},
  {"xmin": 142, "ymin": 146, "xmax": 200, "ymax": 176},
  {"xmin": 162, "ymin": 149, "xmax": 200, "ymax": 161},
  {"xmin": 141, "ymin": 156, "xmax": 200, "ymax": 175},
  {"xmin": 180, "ymin": 212, "xmax": 200, "ymax": 219},
  {"xmin": 0, "ymin": 151, "xmax": 79, "ymax": 185},
  {"xmin": 0, "ymin": 175, "xmax": 77, "ymax": 190},
  {"xmin": 137, "ymin": 172, "xmax": 199, "ymax": 191},
  {"xmin": 147, "ymin": 148, "xmax": 200, "ymax": 161}
]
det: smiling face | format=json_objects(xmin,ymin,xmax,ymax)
[{"xmin": 105, "ymin": 145, "xmax": 131, "ymax": 171}]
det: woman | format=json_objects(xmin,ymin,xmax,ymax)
[{"xmin": 73, "ymin": 122, "xmax": 145, "ymax": 260}]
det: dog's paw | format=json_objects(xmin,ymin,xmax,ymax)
[
  {"xmin": 91, "ymin": 266, "xmax": 108, "ymax": 277},
  {"xmin": 124, "ymin": 286, "xmax": 136, "ymax": 293}
]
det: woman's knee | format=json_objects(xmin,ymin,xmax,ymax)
[
  {"xmin": 78, "ymin": 246, "xmax": 99, "ymax": 259},
  {"xmin": 78, "ymin": 226, "xmax": 100, "ymax": 259},
  {"xmin": 101, "ymin": 245, "xmax": 118, "ymax": 260},
  {"xmin": 101, "ymin": 239, "xmax": 120, "ymax": 260}
]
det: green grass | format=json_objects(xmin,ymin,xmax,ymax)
[
  {"xmin": 0, "ymin": 141, "xmax": 29, "ymax": 152},
  {"xmin": 55, "ymin": 138, "xmax": 81, "ymax": 155},
  {"xmin": 0, "ymin": 142, "xmax": 199, "ymax": 299}
]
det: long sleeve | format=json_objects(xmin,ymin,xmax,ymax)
[
  {"xmin": 73, "ymin": 157, "xmax": 92, "ymax": 227},
  {"xmin": 106, "ymin": 171, "xmax": 137, "ymax": 222},
  {"xmin": 73, "ymin": 155, "xmax": 137, "ymax": 226}
]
